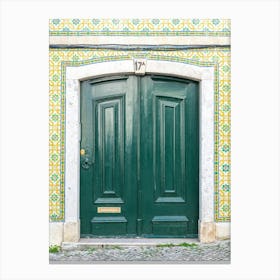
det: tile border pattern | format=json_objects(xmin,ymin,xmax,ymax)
[{"xmin": 49, "ymin": 19, "xmax": 230, "ymax": 37}]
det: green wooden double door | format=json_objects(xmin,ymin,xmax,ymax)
[{"xmin": 80, "ymin": 75, "xmax": 199, "ymax": 238}]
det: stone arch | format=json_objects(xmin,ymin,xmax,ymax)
[{"xmin": 63, "ymin": 59, "xmax": 215, "ymax": 242}]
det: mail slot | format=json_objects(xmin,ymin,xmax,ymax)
[{"xmin": 97, "ymin": 207, "xmax": 121, "ymax": 213}]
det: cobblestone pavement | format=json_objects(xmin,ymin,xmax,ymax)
[{"xmin": 49, "ymin": 240, "xmax": 230, "ymax": 264}]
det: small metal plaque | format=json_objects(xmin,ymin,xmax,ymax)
[{"xmin": 97, "ymin": 207, "xmax": 121, "ymax": 213}]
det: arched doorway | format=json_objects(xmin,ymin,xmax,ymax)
[
  {"xmin": 64, "ymin": 59, "xmax": 215, "ymax": 242},
  {"xmin": 80, "ymin": 74, "xmax": 199, "ymax": 237}
]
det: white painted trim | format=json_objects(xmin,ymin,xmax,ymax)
[
  {"xmin": 65, "ymin": 79, "xmax": 80, "ymax": 222},
  {"xmin": 65, "ymin": 59, "xmax": 215, "ymax": 239},
  {"xmin": 50, "ymin": 35, "xmax": 230, "ymax": 46}
]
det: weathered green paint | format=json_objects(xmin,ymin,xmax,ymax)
[{"xmin": 80, "ymin": 75, "xmax": 199, "ymax": 238}]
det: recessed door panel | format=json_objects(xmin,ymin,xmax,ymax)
[
  {"xmin": 154, "ymin": 95, "xmax": 186, "ymax": 203},
  {"xmin": 93, "ymin": 96, "xmax": 125, "ymax": 204}
]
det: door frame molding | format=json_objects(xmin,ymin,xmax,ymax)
[{"xmin": 64, "ymin": 59, "xmax": 215, "ymax": 242}]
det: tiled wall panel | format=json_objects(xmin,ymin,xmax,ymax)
[{"xmin": 49, "ymin": 19, "xmax": 231, "ymax": 222}]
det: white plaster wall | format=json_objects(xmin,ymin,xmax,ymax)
[
  {"xmin": 50, "ymin": 35, "xmax": 230, "ymax": 46},
  {"xmin": 216, "ymin": 222, "xmax": 231, "ymax": 240},
  {"xmin": 65, "ymin": 79, "xmax": 80, "ymax": 222},
  {"xmin": 199, "ymin": 77, "xmax": 215, "ymax": 223},
  {"xmin": 49, "ymin": 222, "xmax": 63, "ymax": 245}
]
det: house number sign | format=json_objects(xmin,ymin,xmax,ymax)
[{"xmin": 134, "ymin": 59, "xmax": 147, "ymax": 75}]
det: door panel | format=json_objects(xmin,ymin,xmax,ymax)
[
  {"xmin": 140, "ymin": 76, "xmax": 199, "ymax": 237},
  {"xmin": 93, "ymin": 96, "xmax": 125, "ymax": 204},
  {"xmin": 80, "ymin": 75, "xmax": 199, "ymax": 238},
  {"xmin": 155, "ymin": 95, "xmax": 186, "ymax": 203},
  {"xmin": 80, "ymin": 76, "xmax": 138, "ymax": 237}
]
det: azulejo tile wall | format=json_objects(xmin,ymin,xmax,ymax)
[
  {"xmin": 49, "ymin": 19, "xmax": 231, "ymax": 223},
  {"xmin": 49, "ymin": 18, "xmax": 230, "ymax": 36}
]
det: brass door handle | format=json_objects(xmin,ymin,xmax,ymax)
[{"xmin": 80, "ymin": 147, "xmax": 94, "ymax": 168}]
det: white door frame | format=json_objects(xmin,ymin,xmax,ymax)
[{"xmin": 63, "ymin": 59, "xmax": 215, "ymax": 242}]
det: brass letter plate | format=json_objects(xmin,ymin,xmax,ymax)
[{"xmin": 97, "ymin": 207, "xmax": 121, "ymax": 213}]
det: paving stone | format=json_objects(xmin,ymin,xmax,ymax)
[{"xmin": 50, "ymin": 240, "xmax": 230, "ymax": 263}]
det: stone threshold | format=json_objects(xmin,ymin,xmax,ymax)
[{"xmin": 62, "ymin": 238, "xmax": 199, "ymax": 250}]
